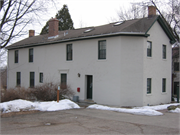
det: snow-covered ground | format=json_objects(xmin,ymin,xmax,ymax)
[
  {"xmin": 87, "ymin": 103, "xmax": 180, "ymax": 116},
  {"xmin": 0, "ymin": 99, "xmax": 180, "ymax": 116},
  {"xmin": 0, "ymin": 99, "xmax": 80, "ymax": 113}
]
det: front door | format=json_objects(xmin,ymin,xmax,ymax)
[
  {"xmin": 87, "ymin": 75, "xmax": 93, "ymax": 99},
  {"xmin": 174, "ymin": 82, "xmax": 179, "ymax": 95}
]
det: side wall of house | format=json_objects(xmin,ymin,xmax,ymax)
[
  {"xmin": 7, "ymin": 37, "xmax": 122, "ymax": 106},
  {"xmin": 143, "ymin": 21, "xmax": 172, "ymax": 106},
  {"xmin": 7, "ymin": 35, "xmax": 145, "ymax": 106},
  {"xmin": 119, "ymin": 36, "xmax": 144, "ymax": 107}
]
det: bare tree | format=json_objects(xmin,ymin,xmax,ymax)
[
  {"xmin": 151, "ymin": 0, "xmax": 180, "ymax": 45},
  {"xmin": 117, "ymin": 0, "xmax": 180, "ymax": 45},
  {"xmin": 0, "ymin": 0, "xmax": 56, "ymax": 49},
  {"xmin": 117, "ymin": 1, "xmax": 149, "ymax": 21}
]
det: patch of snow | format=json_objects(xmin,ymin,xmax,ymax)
[
  {"xmin": 0, "ymin": 99, "xmax": 80, "ymax": 113},
  {"xmin": 168, "ymin": 108, "xmax": 180, "ymax": 113},
  {"xmin": 133, "ymin": 103, "xmax": 180, "ymax": 110},
  {"xmin": 173, "ymin": 98, "xmax": 180, "ymax": 102},
  {"xmin": 0, "ymin": 99, "xmax": 36, "ymax": 113},
  {"xmin": 87, "ymin": 104, "xmax": 163, "ymax": 116}
]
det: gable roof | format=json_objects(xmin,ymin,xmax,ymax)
[{"xmin": 6, "ymin": 15, "xmax": 176, "ymax": 50}]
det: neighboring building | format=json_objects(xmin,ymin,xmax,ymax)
[
  {"xmin": 6, "ymin": 6, "xmax": 176, "ymax": 106},
  {"xmin": 172, "ymin": 47, "xmax": 179, "ymax": 97}
]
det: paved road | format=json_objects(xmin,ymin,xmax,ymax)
[{"xmin": 1, "ymin": 108, "xmax": 180, "ymax": 134}]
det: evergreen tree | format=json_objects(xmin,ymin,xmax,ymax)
[{"xmin": 40, "ymin": 4, "xmax": 74, "ymax": 35}]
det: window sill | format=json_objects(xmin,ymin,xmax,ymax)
[
  {"xmin": 146, "ymin": 56, "xmax": 152, "ymax": 59},
  {"xmin": 162, "ymin": 59, "xmax": 167, "ymax": 61},
  {"xmin": 146, "ymin": 93, "xmax": 152, "ymax": 96},
  {"xmin": 66, "ymin": 60, "xmax": 73, "ymax": 62},
  {"xmin": 161, "ymin": 92, "xmax": 167, "ymax": 95},
  {"xmin": 97, "ymin": 59, "xmax": 107, "ymax": 62}
]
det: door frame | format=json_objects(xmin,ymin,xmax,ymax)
[{"xmin": 85, "ymin": 75, "xmax": 93, "ymax": 99}]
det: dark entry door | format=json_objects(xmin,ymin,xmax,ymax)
[
  {"xmin": 87, "ymin": 75, "xmax": 93, "ymax": 99},
  {"xmin": 174, "ymin": 82, "xmax": 179, "ymax": 95}
]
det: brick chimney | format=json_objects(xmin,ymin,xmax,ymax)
[
  {"xmin": 29, "ymin": 30, "xmax": 35, "ymax": 37},
  {"xmin": 48, "ymin": 18, "xmax": 59, "ymax": 37},
  {"xmin": 148, "ymin": 6, "xmax": 156, "ymax": 18}
]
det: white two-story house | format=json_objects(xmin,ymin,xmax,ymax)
[{"xmin": 6, "ymin": 6, "xmax": 176, "ymax": 106}]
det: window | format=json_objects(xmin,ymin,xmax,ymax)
[
  {"xmin": 98, "ymin": 40, "xmax": 106, "ymax": 59},
  {"xmin": 174, "ymin": 62, "xmax": 179, "ymax": 71},
  {"xmin": 29, "ymin": 48, "xmax": 33, "ymax": 62},
  {"xmin": 15, "ymin": 50, "xmax": 18, "ymax": 63},
  {"xmin": 30, "ymin": 72, "xmax": 35, "ymax": 87},
  {"xmin": 66, "ymin": 44, "xmax": 73, "ymax": 61},
  {"xmin": 147, "ymin": 41, "xmax": 152, "ymax": 57},
  {"xmin": 162, "ymin": 78, "xmax": 166, "ymax": 92},
  {"xmin": 61, "ymin": 74, "xmax": 67, "ymax": 88},
  {"xmin": 39, "ymin": 73, "xmax": 43, "ymax": 83},
  {"xmin": 147, "ymin": 78, "xmax": 151, "ymax": 94},
  {"xmin": 162, "ymin": 45, "xmax": 166, "ymax": 59},
  {"xmin": 16, "ymin": 72, "xmax": 21, "ymax": 86}
]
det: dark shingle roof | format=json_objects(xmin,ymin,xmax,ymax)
[{"xmin": 6, "ymin": 15, "xmax": 176, "ymax": 50}]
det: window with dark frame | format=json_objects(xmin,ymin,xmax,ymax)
[
  {"xmin": 147, "ymin": 41, "xmax": 152, "ymax": 57},
  {"xmin": 98, "ymin": 40, "xmax": 106, "ymax": 59},
  {"xmin": 61, "ymin": 73, "xmax": 67, "ymax": 88},
  {"xmin": 66, "ymin": 44, "xmax": 73, "ymax": 61},
  {"xmin": 29, "ymin": 48, "xmax": 33, "ymax": 62},
  {"xmin": 15, "ymin": 50, "xmax": 18, "ymax": 63},
  {"xmin": 163, "ymin": 45, "xmax": 166, "ymax": 59},
  {"xmin": 16, "ymin": 72, "xmax": 21, "ymax": 86},
  {"xmin": 162, "ymin": 78, "xmax": 166, "ymax": 92},
  {"xmin": 39, "ymin": 73, "xmax": 43, "ymax": 83},
  {"xmin": 174, "ymin": 62, "xmax": 179, "ymax": 71},
  {"xmin": 147, "ymin": 78, "xmax": 151, "ymax": 94},
  {"xmin": 30, "ymin": 72, "xmax": 35, "ymax": 87}
]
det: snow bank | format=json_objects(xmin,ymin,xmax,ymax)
[
  {"xmin": 35, "ymin": 99, "xmax": 80, "ymax": 111},
  {"xmin": 0, "ymin": 99, "xmax": 36, "ymax": 113},
  {"xmin": 0, "ymin": 99, "xmax": 80, "ymax": 113},
  {"xmin": 87, "ymin": 104, "xmax": 163, "ymax": 116},
  {"xmin": 168, "ymin": 108, "xmax": 180, "ymax": 113},
  {"xmin": 133, "ymin": 103, "xmax": 180, "ymax": 110}
]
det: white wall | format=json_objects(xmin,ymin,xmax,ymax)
[
  {"xmin": 119, "ymin": 36, "xmax": 144, "ymax": 107},
  {"xmin": 143, "ymin": 21, "xmax": 172, "ymax": 106}
]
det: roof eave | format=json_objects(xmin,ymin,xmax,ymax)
[
  {"xmin": 145, "ymin": 15, "xmax": 176, "ymax": 45},
  {"xmin": 6, "ymin": 32, "xmax": 148, "ymax": 50}
]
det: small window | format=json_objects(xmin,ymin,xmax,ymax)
[
  {"xmin": 30, "ymin": 72, "xmax": 35, "ymax": 87},
  {"xmin": 16, "ymin": 72, "xmax": 21, "ymax": 86},
  {"xmin": 162, "ymin": 78, "xmax": 166, "ymax": 92},
  {"xmin": 66, "ymin": 44, "xmax": 73, "ymax": 61},
  {"xmin": 39, "ymin": 73, "xmax": 43, "ymax": 83},
  {"xmin": 174, "ymin": 62, "xmax": 179, "ymax": 71},
  {"xmin": 61, "ymin": 73, "xmax": 67, "ymax": 88},
  {"xmin": 147, "ymin": 41, "xmax": 152, "ymax": 57},
  {"xmin": 29, "ymin": 48, "xmax": 33, "ymax": 62},
  {"xmin": 98, "ymin": 40, "xmax": 106, "ymax": 59},
  {"xmin": 84, "ymin": 28, "xmax": 94, "ymax": 33},
  {"xmin": 147, "ymin": 78, "xmax": 151, "ymax": 94},
  {"xmin": 114, "ymin": 21, "xmax": 124, "ymax": 26},
  {"xmin": 15, "ymin": 50, "xmax": 18, "ymax": 63},
  {"xmin": 162, "ymin": 45, "xmax": 166, "ymax": 59}
]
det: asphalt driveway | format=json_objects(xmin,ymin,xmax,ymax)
[{"xmin": 1, "ymin": 108, "xmax": 180, "ymax": 134}]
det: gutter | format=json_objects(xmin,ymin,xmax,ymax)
[{"xmin": 6, "ymin": 32, "xmax": 148, "ymax": 50}]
